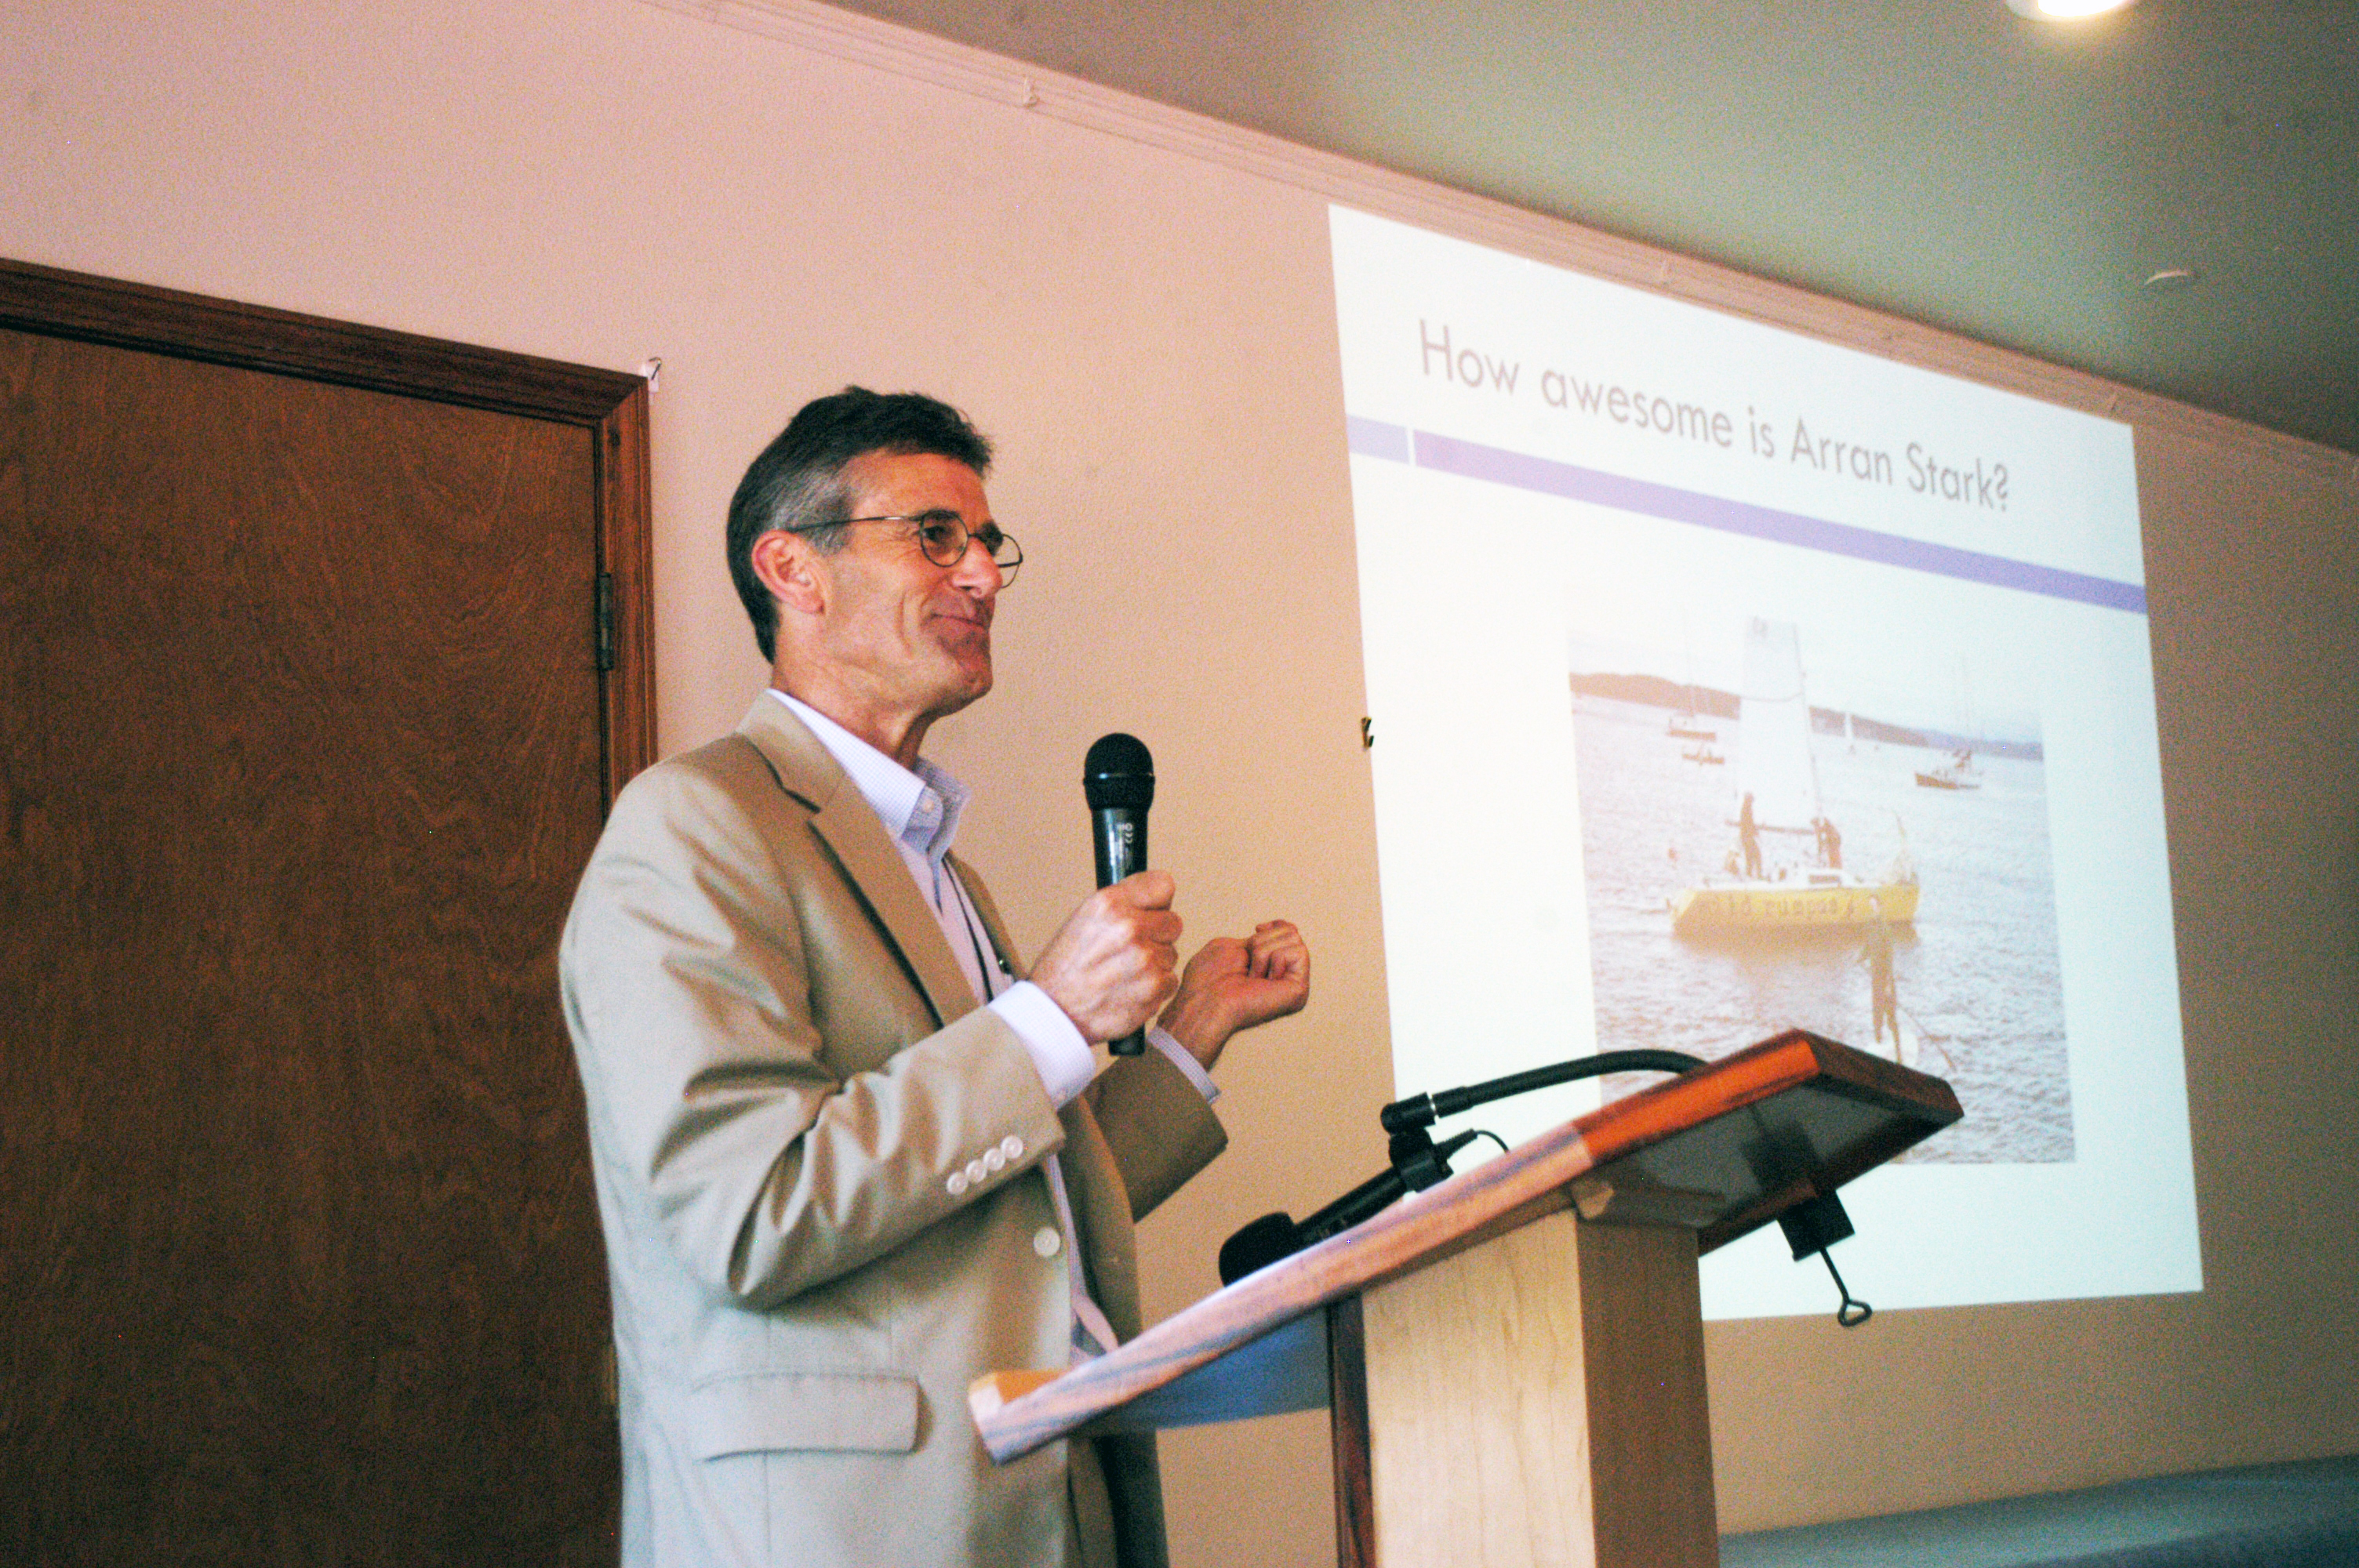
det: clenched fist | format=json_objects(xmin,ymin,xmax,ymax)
[{"xmin": 1158, "ymin": 919, "xmax": 1310, "ymax": 1072}]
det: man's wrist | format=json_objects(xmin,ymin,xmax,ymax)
[{"xmin": 1154, "ymin": 989, "xmax": 1231, "ymax": 1073}]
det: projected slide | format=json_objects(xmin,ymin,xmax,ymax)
[{"xmin": 1331, "ymin": 205, "xmax": 2198, "ymax": 1316}]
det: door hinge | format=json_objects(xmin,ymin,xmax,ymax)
[{"xmin": 594, "ymin": 572, "xmax": 616, "ymax": 671}]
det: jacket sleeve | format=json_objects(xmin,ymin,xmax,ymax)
[
  {"xmin": 1083, "ymin": 1048, "xmax": 1227, "ymax": 1222},
  {"xmin": 560, "ymin": 750, "xmax": 1070, "ymax": 1310}
]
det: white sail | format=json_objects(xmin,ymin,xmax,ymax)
[{"xmin": 1736, "ymin": 617, "xmax": 1821, "ymax": 832}]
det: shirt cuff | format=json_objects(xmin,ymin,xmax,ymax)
[
  {"xmin": 990, "ymin": 982, "xmax": 1096, "ymax": 1109},
  {"xmin": 1146, "ymin": 1025, "xmax": 1221, "ymax": 1105}
]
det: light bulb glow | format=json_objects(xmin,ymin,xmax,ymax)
[{"xmin": 2003, "ymin": 0, "xmax": 2136, "ymax": 17}]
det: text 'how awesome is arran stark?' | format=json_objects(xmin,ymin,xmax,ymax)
[{"xmin": 1418, "ymin": 320, "xmax": 2013, "ymax": 513}]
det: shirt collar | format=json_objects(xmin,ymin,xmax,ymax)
[{"xmin": 769, "ymin": 690, "xmax": 969, "ymax": 865}]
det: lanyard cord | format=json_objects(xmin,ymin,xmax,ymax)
[{"xmin": 942, "ymin": 861, "xmax": 1005, "ymax": 1004}]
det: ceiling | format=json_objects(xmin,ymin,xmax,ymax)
[{"xmin": 820, "ymin": 0, "xmax": 2359, "ymax": 456}]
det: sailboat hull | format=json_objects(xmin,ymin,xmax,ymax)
[{"xmin": 1670, "ymin": 877, "xmax": 1919, "ymax": 936}]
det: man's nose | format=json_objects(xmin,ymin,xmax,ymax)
[{"xmin": 950, "ymin": 536, "xmax": 1003, "ymax": 593}]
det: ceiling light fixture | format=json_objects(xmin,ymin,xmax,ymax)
[{"xmin": 2004, "ymin": 0, "xmax": 2136, "ymax": 18}]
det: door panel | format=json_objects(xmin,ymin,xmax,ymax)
[{"xmin": 0, "ymin": 272, "xmax": 640, "ymax": 1565}]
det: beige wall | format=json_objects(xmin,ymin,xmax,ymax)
[{"xmin": 5, "ymin": 0, "xmax": 2354, "ymax": 1559}]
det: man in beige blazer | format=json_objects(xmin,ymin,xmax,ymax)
[{"xmin": 561, "ymin": 388, "xmax": 1308, "ymax": 1567}]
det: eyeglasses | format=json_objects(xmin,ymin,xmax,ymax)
[{"xmin": 786, "ymin": 510, "xmax": 1023, "ymax": 584}]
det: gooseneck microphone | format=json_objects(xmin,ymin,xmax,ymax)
[
  {"xmin": 1216, "ymin": 1129, "xmax": 1480, "ymax": 1285},
  {"xmin": 1083, "ymin": 733, "xmax": 1155, "ymax": 1057},
  {"xmin": 1217, "ymin": 1053, "xmax": 1710, "ymax": 1285}
]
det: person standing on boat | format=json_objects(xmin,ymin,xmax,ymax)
[
  {"xmin": 1860, "ymin": 898, "xmax": 1899, "ymax": 1054},
  {"xmin": 1739, "ymin": 792, "xmax": 1764, "ymax": 880}
]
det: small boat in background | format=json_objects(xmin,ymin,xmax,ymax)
[
  {"xmin": 1668, "ymin": 713, "xmax": 1716, "ymax": 742},
  {"xmin": 1669, "ymin": 619, "xmax": 1717, "ymax": 741},
  {"xmin": 1915, "ymin": 748, "xmax": 1982, "ymax": 790}
]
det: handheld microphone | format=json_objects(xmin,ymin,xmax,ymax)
[{"xmin": 1083, "ymin": 733, "xmax": 1154, "ymax": 1057}]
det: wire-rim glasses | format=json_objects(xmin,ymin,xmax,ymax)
[{"xmin": 786, "ymin": 510, "xmax": 1023, "ymax": 584}]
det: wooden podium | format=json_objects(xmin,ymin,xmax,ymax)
[{"xmin": 969, "ymin": 1029, "xmax": 1964, "ymax": 1568}]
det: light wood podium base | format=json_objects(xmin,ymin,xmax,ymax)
[{"xmin": 1343, "ymin": 1210, "xmax": 1717, "ymax": 1568}]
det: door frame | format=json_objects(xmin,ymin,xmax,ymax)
[{"xmin": 0, "ymin": 258, "xmax": 656, "ymax": 801}]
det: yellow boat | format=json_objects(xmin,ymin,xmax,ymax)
[
  {"xmin": 1674, "ymin": 619, "xmax": 1924, "ymax": 938},
  {"xmin": 1670, "ymin": 871, "xmax": 1919, "ymax": 936}
]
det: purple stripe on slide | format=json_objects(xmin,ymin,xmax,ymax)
[
  {"xmin": 1343, "ymin": 418, "xmax": 2146, "ymax": 614},
  {"xmin": 1343, "ymin": 414, "xmax": 1412, "ymax": 463}
]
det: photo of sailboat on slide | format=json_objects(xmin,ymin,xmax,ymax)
[{"xmin": 1667, "ymin": 619, "xmax": 1919, "ymax": 938}]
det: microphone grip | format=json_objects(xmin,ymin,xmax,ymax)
[
  {"xmin": 1085, "ymin": 733, "xmax": 1155, "ymax": 1059},
  {"xmin": 1092, "ymin": 804, "xmax": 1150, "ymax": 1056},
  {"xmin": 1091, "ymin": 805, "xmax": 1145, "ymax": 891}
]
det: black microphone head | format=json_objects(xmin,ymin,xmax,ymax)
[
  {"xmin": 1083, "ymin": 732, "xmax": 1155, "ymax": 811},
  {"xmin": 1217, "ymin": 1211, "xmax": 1303, "ymax": 1287}
]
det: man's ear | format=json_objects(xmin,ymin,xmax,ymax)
[{"xmin": 751, "ymin": 529, "xmax": 827, "ymax": 618}]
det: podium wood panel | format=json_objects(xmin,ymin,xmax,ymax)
[
  {"xmin": 1361, "ymin": 1212, "xmax": 1714, "ymax": 1568},
  {"xmin": 1581, "ymin": 1221, "xmax": 1714, "ymax": 1568}
]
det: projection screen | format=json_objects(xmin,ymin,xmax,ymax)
[{"xmin": 1331, "ymin": 205, "xmax": 2200, "ymax": 1319}]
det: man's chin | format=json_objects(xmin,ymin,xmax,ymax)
[
  {"xmin": 935, "ymin": 630, "xmax": 991, "ymax": 681},
  {"xmin": 929, "ymin": 657, "xmax": 993, "ymax": 715}
]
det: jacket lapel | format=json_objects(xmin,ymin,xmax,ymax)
[{"xmin": 733, "ymin": 695, "xmax": 978, "ymax": 1028}]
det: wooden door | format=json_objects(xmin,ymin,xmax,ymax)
[{"xmin": 0, "ymin": 263, "xmax": 652, "ymax": 1565}]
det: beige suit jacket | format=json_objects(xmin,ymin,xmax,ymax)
[{"xmin": 560, "ymin": 697, "xmax": 1226, "ymax": 1568}]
